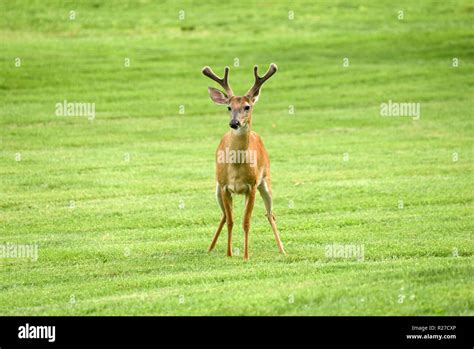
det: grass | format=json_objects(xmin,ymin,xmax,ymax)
[{"xmin": 0, "ymin": 0, "xmax": 473, "ymax": 315}]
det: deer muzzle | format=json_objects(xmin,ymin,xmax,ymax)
[{"xmin": 229, "ymin": 119, "xmax": 240, "ymax": 129}]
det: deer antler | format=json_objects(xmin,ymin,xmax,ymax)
[
  {"xmin": 201, "ymin": 66, "xmax": 234, "ymax": 97},
  {"xmin": 246, "ymin": 63, "xmax": 278, "ymax": 98}
]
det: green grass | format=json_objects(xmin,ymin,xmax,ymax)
[{"xmin": 0, "ymin": 0, "xmax": 473, "ymax": 315}]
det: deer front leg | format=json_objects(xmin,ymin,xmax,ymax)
[
  {"xmin": 208, "ymin": 183, "xmax": 226, "ymax": 252},
  {"xmin": 221, "ymin": 188, "xmax": 233, "ymax": 257},
  {"xmin": 243, "ymin": 186, "xmax": 257, "ymax": 260}
]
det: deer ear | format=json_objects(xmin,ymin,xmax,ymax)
[{"xmin": 208, "ymin": 87, "xmax": 228, "ymax": 105}]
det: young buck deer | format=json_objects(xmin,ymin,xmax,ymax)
[{"xmin": 202, "ymin": 63, "xmax": 286, "ymax": 260}]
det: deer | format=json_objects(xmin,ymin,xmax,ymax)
[{"xmin": 202, "ymin": 63, "xmax": 286, "ymax": 260}]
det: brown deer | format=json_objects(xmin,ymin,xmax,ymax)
[{"xmin": 202, "ymin": 63, "xmax": 286, "ymax": 260}]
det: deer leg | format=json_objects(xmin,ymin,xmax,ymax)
[
  {"xmin": 243, "ymin": 186, "xmax": 257, "ymax": 260},
  {"xmin": 258, "ymin": 178, "xmax": 286, "ymax": 254},
  {"xmin": 221, "ymin": 188, "xmax": 233, "ymax": 257},
  {"xmin": 208, "ymin": 183, "xmax": 226, "ymax": 252}
]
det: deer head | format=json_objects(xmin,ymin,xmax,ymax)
[{"xmin": 202, "ymin": 64, "xmax": 278, "ymax": 130}]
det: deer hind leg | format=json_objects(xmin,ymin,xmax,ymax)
[
  {"xmin": 221, "ymin": 187, "xmax": 234, "ymax": 257},
  {"xmin": 242, "ymin": 186, "xmax": 257, "ymax": 260},
  {"xmin": 208, "ymin": 183, "xmax": 226, "ymax": 252},
  {"xmin": 258, "ymin": 178, "xmax": 286, "ymax": 254}
]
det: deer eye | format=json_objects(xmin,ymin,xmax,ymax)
[
  {"xmin": 244, "ymin": 105, "xmax": 250, "ymax": 111},
  {"xmin": 227, "ymin": 106, "xmax": 231, "ymax": 111}
]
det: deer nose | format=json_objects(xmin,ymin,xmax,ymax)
[{"xmin": 229, "ymin": 119, "xmax": 240, "ymax": 129}]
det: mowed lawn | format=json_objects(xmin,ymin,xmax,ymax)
[{"xmin": 0, "ymin": 0, "xmax": 473, "ymax": 315}]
